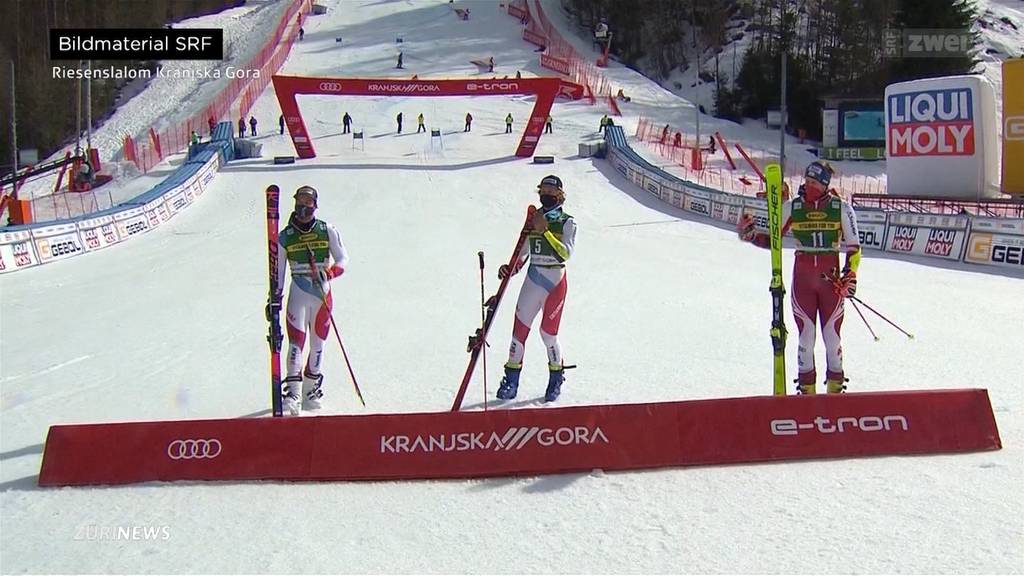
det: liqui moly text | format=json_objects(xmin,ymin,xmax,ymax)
[{"xmin": 888, "ymin": 88, "xmax": 975, "ymax": 156}]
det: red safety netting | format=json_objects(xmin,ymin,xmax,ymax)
[
  {"xmin": 635, "ymin": 117, "xmax": 892, "ymax": 200},
  {"xmin": 508, "ymin": 0, "xmax": 617, "ymax": 113},
  {"xmin": 125, "ymin": 0, "xmax": 311, "ymax": 174}
]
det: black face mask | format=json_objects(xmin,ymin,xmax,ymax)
[
  {"xmin": 539, "ymin": 194, "xmax": 560, "ymax": 209},
  {"xmin": 294, "ymin": 204, "xmax": 316, "ymax": 220}
]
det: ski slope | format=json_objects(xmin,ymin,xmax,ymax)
[{"xmin": 1, "ymin": 1, "xmax": 1022, "ymax": 572}]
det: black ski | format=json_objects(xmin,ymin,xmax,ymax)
[{"xmin": 265, "ymin": 185, "xmax": 284, "ymax": 417}]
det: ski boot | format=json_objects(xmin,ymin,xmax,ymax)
[
  {"xmin": 544, "ymin": 364, "xmax": 565, "ymax": 403},
  {"xmin": 282, "ymin": 375, "xmax": 303, "ymax": 416},
  {"xmin": 826, "ymin": 377, "xmax": 848, "ymax": 394},
  {"xmin": 496, "ymin": 363, "xmax": 522, "ymax": 400},
  {"xmin": 794, "ymin": 377, "xmax": 816, "ymax": 395},
  {"xmin": 302, "ymin": 370, "xmax": 324, "ymax": 410}
]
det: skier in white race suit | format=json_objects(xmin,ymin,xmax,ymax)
[
  {"xmin": 496, "ymin": 174, "xmax": 577, "ymax": 402},
  {"xmin": 274, "ymin": 185, "xmax": 349, "ymax": 415}
]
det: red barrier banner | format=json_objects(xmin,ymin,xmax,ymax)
[
  {"xmin": 557, "ymin": 80, "xmax": 585, "ymax": 100},
  {"xmin": 39, "ymin": 389, "xmax": 1000, "ymax": 487},
  {"xmin": 272, "ymin": 76, "xmax": 582, "ymax": 160}
]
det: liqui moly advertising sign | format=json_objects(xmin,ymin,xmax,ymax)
[
  {"xmin": 888, "ymin": 88, "xmax": 974, "ymax": 156},
  {"xmin": 884, "ymin": 76, "xmax": 999, "ymax": 199}
]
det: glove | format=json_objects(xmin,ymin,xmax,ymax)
[
  {"xmin": 498, "ymin": 258, "xmax": 525, "ymax": 279},
  {"xmin": 832, "ymin": 268, "xmax": 857, "ymax": 298},
  {"xmin": 531, "ymin": 210, "xmax": 549, "ymax": 233},
  {"xmin": 737, "ymin": 213, "xmax": 756, "ymax": 241},
  {"xmin": 313, "ymin": 265, "xmax": 343, "ymax": 284}
]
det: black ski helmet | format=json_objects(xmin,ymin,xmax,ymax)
[
  {"xmin": 294, "ymin": 185, "xmax": 318, "ymax": 207},
  {"xmin": 538, "ymin": 174, "xmax": 563, "ymax": 190},
  {"xmin": 538, "ymin": 174, "xmax": 565, "ymax": 206}
]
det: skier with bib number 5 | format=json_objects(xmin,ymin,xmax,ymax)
[
  {"xmin": 269, "ymin": 186, "xmax": 350, "ymax": 415},
  {"xmin": 496, "ymin": 175, "xmax": 577, "ymax": 402},
  {"xmin": 737, "ymin": 161, "xmax": 861, "ymax": 395}
]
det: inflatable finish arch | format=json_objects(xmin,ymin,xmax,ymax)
[{"xmin": 272, "ymin": 75, "xmax": 585, "ymax": 159}]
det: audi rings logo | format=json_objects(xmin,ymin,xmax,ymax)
[
  {"xmin": 319, "ymin": 82, "xmax": 344, "ymax": 92},
  {"xmin": 167, "ymin": 439, "xmax": 222, "ymax": 460}
]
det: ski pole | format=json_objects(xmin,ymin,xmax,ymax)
[
  {"xmin": 821, "ymin": 270, "xmax": 884, "ymax": 342},
  {"xmin": 307, "ymin": 249, "xmax": 366, "ymax": 407},
  {"xmin": 849, "ymin": 297, "xmax": 879, "ymax": 342},
  {"xmin": 850, "ymin": 295, "xmax": 914, "ymax": 340},
  {"xmin": 478, "ymin": 251, "xmax": 488, "ymax": 411}
]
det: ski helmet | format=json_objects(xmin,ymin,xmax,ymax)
[
  {"xmin": 537, "ymin": 174, "xmax": 565, "ymax": 208},
  {"xmin": 538, "ymin": 174, "xmax": 563, "ymax": 191},
  {"xmin": 294, "ymin": 185, "xmax": 318, "ymax": 207},
  {"xmin": 804, "ymin": 161, "xmax": 834, "ymax": 188}
]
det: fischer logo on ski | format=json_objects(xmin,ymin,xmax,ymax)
[{"xmin": 765, "ymin": 165, "xmax": 788, "ymax": 396}]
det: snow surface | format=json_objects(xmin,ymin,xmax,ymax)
[{"xmin": 1, "ymin": 0, "xmax": 1022, "ymax": 573}]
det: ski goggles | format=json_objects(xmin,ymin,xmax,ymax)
[{"xmin": 804, "ymin": 163, "xmax": 832, "ymax": 187}]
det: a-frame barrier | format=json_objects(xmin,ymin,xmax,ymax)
[{"xmin": 272, "ymin": 75, "xmax": 585, "ymax": 159}]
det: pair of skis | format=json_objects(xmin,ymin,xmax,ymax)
[
  {"xmin": 265, "ymin": 186, "xmax": 285, "ymax": 417},
  {"xmin": 765, "ymin": 164, "xmax": 787, "ymax": 396}
]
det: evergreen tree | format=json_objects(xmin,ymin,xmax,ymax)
[{"xmin": 886, "ymin": 0, "xmax": 979, "ymax": 83}]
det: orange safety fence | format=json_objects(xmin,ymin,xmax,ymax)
[
  {"xmin": 516, "ymin": 0, "xmax": 618, "ymax": 114},
  {"xmin": 635, "ymin": 117, "xmax": 889, "ymax": 201}
]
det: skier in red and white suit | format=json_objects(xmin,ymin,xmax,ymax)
[
  {"xmin": 496, "ymin": 175, "xmax": 577, "ymax": 402},
  {"xmin": 739, "ymin": 161, "xmax": 861, "ymax": 394},
  {"xmin": 274, "ymin": 186, "xmax": 349, "ymax": 415}
]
